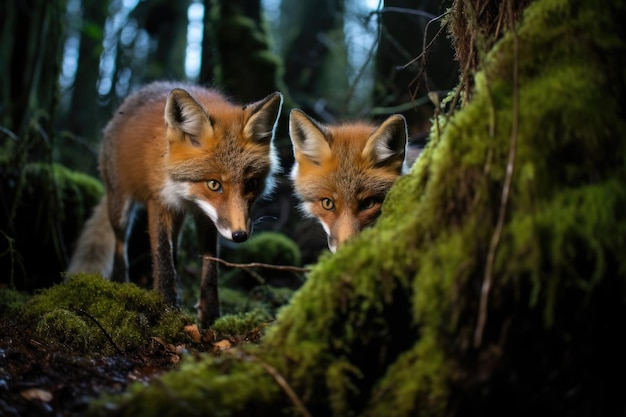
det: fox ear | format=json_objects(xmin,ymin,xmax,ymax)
[
  {"xmin": 244, "ymin": 92, "xmax": 283, "ymax": 144},
  {"xmin": 165, "ymin": 88, "xmax": 212, "ymax": 146},
  {"xmin": 362, "ymin": 114, "xmax": 408, "ymax": 171},
  {"xmin": 289, "ymin": 109, "xmax": 331, "ymax": 165}
]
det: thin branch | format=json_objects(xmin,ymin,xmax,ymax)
[
  {"xmin": 238, "ymin": 351, "xmax": 313, "ymax": 417},
  {"xmin": 0, "ymin": 229, "xmax": 25, "ymax": 287},
  {"xmin": 408, "ymin": 12, "xmax": 449, "ymax": 101},
  {"xmin": 203, "ymin": 256, "xmax": 311, "ymax": 273},
  {"xmin": 69, "ymin": 307, "xmax": 124, "ymax": 355},
  {"xmin": 343, "ymin": 13, "xmax": 380, "ymax": 115},
  {"xmin": 0, "ymin": 125, "xmax": 19, "ymax": 141},
  {"xmin": 397, "ymin": 12, "xmax": 448, "ymax": 72},
  {"xmin": 474, "ymin": 0, "xmax": 519, "ymax": 348},
  {"xmin": 369, "ymin": 7, "xmax": 437, "ymax": 20}
]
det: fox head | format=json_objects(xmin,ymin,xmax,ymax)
[
  {"xmin": 289, "ymin": 109, "xmax": 408, "ymax": 253},
  {"xmin": 163, "ymin": 88, "xmax": 283, "ymax": 243}
]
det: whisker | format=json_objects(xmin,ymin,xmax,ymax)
[{"xmin": 253, "ymin": 216, "xmax": 278, "ymax": 226}]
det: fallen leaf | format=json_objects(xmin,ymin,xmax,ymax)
[
  {"xmin": 212, "ymin": 339, "xmax": 232, "ymax": 353},
  {"xmin": 184, "ymin": 324, "xmax": 201, "ymax": 343},
  {"xmin": 20, "ymin": 388, "xmax": 53, "ymax": 402}
]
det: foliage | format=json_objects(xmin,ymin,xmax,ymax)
[
  {"xmin": 0, "ymin": 288, "xmax": 31, "ymax": 316},
  {"xmin": 210, "ymin": 309, "xmax": 273, "ymax": 338},
  {"xmin": 89, "ymin": 0, "xmax": 626, "ymax": 415}
]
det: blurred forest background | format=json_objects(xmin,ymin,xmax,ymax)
[{"xmin": 0, "ymin": 0, "xmax": 459, "ymax": 292}]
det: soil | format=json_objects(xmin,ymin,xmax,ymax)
[{"xmin": 0, "ymin": 317, "xmax": 218, "ymax": 416}]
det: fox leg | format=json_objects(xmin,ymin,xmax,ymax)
[
  {"xmin": 147, "ymin": 201, "xmax": 184, "ymax": 306},
  {"xmin": 107, "ymin": 194, "xmax": 133, "ymax": 283},
  {"xmin": 193, "ymin": 213, "xmax": 220, "ymax": 328}
]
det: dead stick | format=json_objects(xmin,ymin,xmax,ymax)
[
  {"xmin": 69, "ymin": 307, "xmax": 124, "ymax": 355},
  {"xmin": 239, "ymin": 351, "xmax": 313, "ymax": 417},
  {"xmin": 203, "ymin": 256, "xmax": 311, "ymax": 273},
  {"xmin": 474, "ymin": 0, "xmax": 519, "ymax": 348}
]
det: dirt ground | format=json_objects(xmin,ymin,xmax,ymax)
[{"xmin": 0, "ymin": 317, "xmax": 227, "ymax": 416}]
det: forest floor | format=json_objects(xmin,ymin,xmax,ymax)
[{"xmin": 0, "ymin": 314, "xmax": 249, "ymax": 416}]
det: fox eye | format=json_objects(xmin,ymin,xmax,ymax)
[
  {"xmin": 245, "ymin": 178, "xmax": 259, "ymax": 192},
  {"xmin": 321, "ymin": 198, "xmax": 334, "ymax": 211},
  {"xmin": 359, "ymin": 197, "xmax": 379, "ymax": 211},
  {"xmin": 206, "ymin": 180, "xmax": 222, "ymax": 192}
]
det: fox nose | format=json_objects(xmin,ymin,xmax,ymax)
[{"xmin": 232, "ymin": 230, "xmax": 248, "ymax": 243}]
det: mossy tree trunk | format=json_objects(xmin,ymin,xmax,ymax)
[
  {"xmin": 205, "ymin": 0, "xmax": 285, "ymax": 103},
  {"xmin": 200, "ymin": 0, "xmax": 290, "ymax": 162},
  {"xmin": 129, "ymin": 0, "xmax": 191, "ymax": 82},
  {"xmin": 65, "ymin": 0, "xmax": 110, "ymax": 145},
  {"xmin": 280, "ymin": 0, "xmax": 347, "ymax": 119}
]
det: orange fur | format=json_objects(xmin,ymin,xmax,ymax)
[
  {"xmin": 68, "ymin": 81, "xmax": 283, "ymax": 327},
  {"xmin": 289, "ymin": 109, "xmax": 408, "ymax": 252}
]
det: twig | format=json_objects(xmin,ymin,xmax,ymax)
[
  {"xmin": 0, "ymin": 229, "xmax": 25, "ymax": 288},
  {"xmin": 397, "ymin": 12, "xmax": 448, "ymax": 72},
  {"xmin": 238, "ymin": 351, "xmax": 313, "ymax": 417},
  {"xmin": 203, "ymin": 256, "xmax": 311, "ymax": 273},
  {"xmin": 405, "ymin": 12, "xmax": 449, "ymax": 103},
  {"xmin": 0, "ymin": 125, "xmax": 19, "ymax": 140},
  {"xmin": 369, "ymin": 7, "xmax": 437, "ymax": 20},
  {"xmin": 69, "ymin": 307, "xmax": 124, "ymax": 355},
  {"xmin": 474, "ymin": 0, "xmax": 519, "ymax": 348}
]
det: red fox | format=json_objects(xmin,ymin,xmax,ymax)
[
  {"xmin": 288, "ymin": 109, "xmax": 408, "ymax": 252},
  {"xmin": 68, "ymin": 81, "xmax": 283, "ymax": 327}
]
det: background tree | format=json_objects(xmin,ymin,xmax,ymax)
[
  {"xmin": 130, "ymin": 0, "xmax": 191, "ymax": 81},
  {"xmin": 280, "ymin": 0, "xmax": 348, "ymax": 120},
  {"xmin": 67, "ymin": 1, "xmax": 109, "ymax": 142},
  {"xmin": 209, "ymin": 0, "xmax": 285, "ymax": 102},
  {"xmin": 0, "ymin": 0, "xmax": 66, "ymax": 160},
  {"xmin": 1, "ymin": 0, "xmax": 71, "ymax": 289}
]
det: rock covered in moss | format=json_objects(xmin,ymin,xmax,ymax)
[
  {"xmin": 17, "ymin": 274, "xmax": 193, "ymax": 356},
  {"xmin": 0, "ymin": 162, "xmax": 103, "ymax": 290}
]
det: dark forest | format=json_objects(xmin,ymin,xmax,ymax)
[{"xmin": 1, "ymin": 0, "xmax": 625, "ymax": 416}]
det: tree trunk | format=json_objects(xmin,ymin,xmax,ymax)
[
  {"xmin": 131, "ymin": 0, "xmax": 191, "ymax": 82},
  {"xmin": 1, "ymin": 0, "xmax": 70, "ymax": 288},
  {"xmin": 280, "ymin": 0, "xmax": 347, "ymax": 120},
  {"xmin": 0, "ymin": 0, "xmax": 66, "ymax": 149},
  {"xmin": 206, "ymin": 0, "xmax": 284, "ymax": 103},
  {"xmin": 67, "ymin": 0, "xmax": 110, "ymax": 144}
]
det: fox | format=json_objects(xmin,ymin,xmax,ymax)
[
  {"xmin": 67, "ymin": 81, "xmax": 283, "ymax": 327},
  {"xmin": 288, "ymin": 109, "xmax": 408, "ymax": 253}
]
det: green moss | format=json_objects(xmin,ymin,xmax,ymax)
[
  {"xmin": 94, "ymin": 349, "xmax": 283, "ymax": 417},
  {"xmin": 222, "ymin": 231, "xmax": 301, "ymax": 267},
  {"xmin": 219, "ymin": 232, "xmax": 302, "ymax": 316},
  {"xmin": 219, "ymin": 286, "xmax": 295, "ymax": 319},
  {"xmin": 210, "ymin": 309, "xmax": 273, "ymax": 338},
  {"xmin": 0, "ymin": 162, "xmax": 103, "ymax": 290},
  {"xmin": 20, "ymin": 274, "xmax": 193, "ymax": 355},
  {"xmin": 0, "ymin": 288, "xmax": 31, "ymax": 316},
  {"xmin": 21, "ymin": 162, "xmax": 104, "ymax": 232}
]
